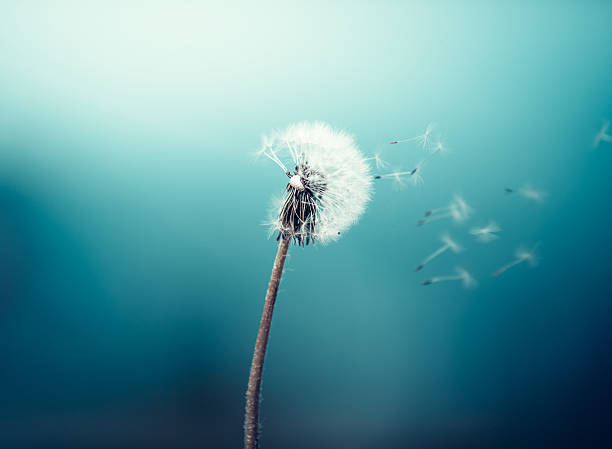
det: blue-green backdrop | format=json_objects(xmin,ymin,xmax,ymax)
[{"xmin": 1, "ymin": 1, "xmax": 611, "ymax": 448}]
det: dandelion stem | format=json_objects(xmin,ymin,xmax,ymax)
[
  {"xmin": 422, "ymin": 244, "xmax": 449, "ymax": 266},
  {"xmin": 430, "ymin": 274, "xmax": 462, "ymax": 283},
  {"xmin": 494, "ymin": 258, "xmax": 522, "ymax": 275},
  {"xmin": 244, "ymin": 237, "xmax": 290, "ymax": 449}
]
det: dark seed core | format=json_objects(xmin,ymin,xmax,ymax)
[{"xmin": 278, "ymin": 163, "xmax": 326, "ymax": 246}]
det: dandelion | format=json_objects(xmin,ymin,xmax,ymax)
[
  {"xmin": 593, "ymin": 120, "xmax": 612, "ymax": 148},
  {"xmin": 492, "ymin": 243, "xmax": 540, "ymax": 277},
  {"xmin": 390, "ymin": 122, "xmax": 437, "ymax": 148},
  {"xmin": 245, "ymin": 121, "xmax": 372, "ymax": 449},
  {"xmin": 519, "ymin": 184, "xmax": 547, "ymax": 203},
  {"xmin": 469, "ymin": 220, "xmax": 501, "ymax": 243},
  {"xmin": 422, "ymin": 266, "xmax": 477, "ymax": 288},
  {"xmin": 418, "ymin": 194, "xmax": 473, "ymax": 226},
  {"xmin": 414, "ymin": 233, "xmax": 463, "ymax": 271}
]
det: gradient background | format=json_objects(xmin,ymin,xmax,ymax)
[{"xmin": 1, "ymin": 2, "xmax": 612, "ymax": 448}]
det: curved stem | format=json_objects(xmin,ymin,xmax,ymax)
[{"xmin": 244, "ymin": 237, "xmax": 290, "ymax": 449}]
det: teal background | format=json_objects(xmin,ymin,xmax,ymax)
[{"xmin": 1, "ymin": 1, "xmax": 611, "ymax": 448}]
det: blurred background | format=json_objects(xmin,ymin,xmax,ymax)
[{"xmin": 1, "ymin": 1, "xmax": 611, "ymax": 448}]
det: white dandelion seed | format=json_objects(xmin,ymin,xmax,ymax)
[
  {"xmin": 422, "ymin": 266, "xmax": 477, "ymax": 289},
  {"xmin": 381, "ymin": 130, "xmax": 446, "ymax": 186},
  {"xmin": 409, "ymin": 168, "xmax": 425, "ymax": 186},
  {"xmin": 593, "ymin": 120, "xmax": 612, "ymax": 148},
  {"xmin": 415, "ymin": 233, "xmax": 463, "ymax": 271},
  {"xmin": 492, "ymin": 243, "xmax": 540, "ymax": 277},
  {"xmin": 418, "ymin": 194, "xmax": 473, "ymax": 226},
  {"xmin": 408, "ymin": 138, "xmax": 449, "ymax": 177},
  {"xmin": 469, "ymin": 220, "xmax": 501, "ymax": 243},
  {"xmin": 429, "ymin": 139, "xmax": 449, "ymax": 156},
  {"xmin": 375, "ymin": 167, "xmax": 423, "ymax": 187},
  {"xmin": 387, "ymin": 170, "xmax": 408, "ymax": 187},
  {"xmin": 390, "ymin": 122, "xmax": 437, "ymax": 148},
  {"xmin": 364, "ymin": 152, "xmax": 388, "ymax": 169},
  {"xmin": 245, "ymin": 122, "xmax": 372, "ymax": 449},
  {"xmin": 519, "ymin": 184, "xmax": 547, "ymax": 203}
]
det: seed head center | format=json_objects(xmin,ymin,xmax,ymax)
[{"xmin": 289, "ymin": 174, "xmax": 305, "ymax": 191}]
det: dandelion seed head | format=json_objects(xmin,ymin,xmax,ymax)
[
  {"xmin": 374, "ymin": 153, "xmax": 387, "ymax": 168},
  {"xmin": 381, "ymin": 169, "xmax": 409, "ymax": 188},
  {"xmin": 365, "ymin": 152, "xmax": 388, "ymax": 169},
  {"xmin": 469, "ymin": 220, "xmax": 501, "ymax": 243},
  {"xmin": 441, "ymin": 233, "xmax": 462, "ymax": 253},
  {"xmin": 392, "ymin": 171, "xmax": 404, "ymax": 184},
  {"xmin": 410, "ymin": 170, "xmax": 424, "ymax": 186},
  {"xmin": 449, "ymin": 194, "xmax": 473, "ymax": 223},
  {"xmin": 418, "ymin": 122, "xmax": 437, "ymax": 148},
  {"xmin": 474, "ymin": 232, "xmax": 499, "ymax": 243},
  {"xmin": 515, "ymin": 244, "xmax": 539, "ymax": 267},
  {"xmin": 484, "ymin": 221, "xmax": 501, "ymax": 233},
  {"xmin": 288, "ymin": 174, "xmax": 305, "ymax": 191},
  {"xmin": 594, "ymin": 120, "xmax": 610, "ymax": 148},
  {"xmin": 260, "ymin": 121, "xmax": 372, "ymax": 245},
  {"xmin": 431, "ymin": 138, "xmax": 449, "ymax": 155},
  {"xmin": 455, "ymin": 267, "xmax": 477, "ymax": 288},
  {"xmin": 519, "ymin": 184, "xmax": 547, "ymax": 203},
  {"xmin": 424, "ymin": 122, "xmax": 436, "ymax": 138}
]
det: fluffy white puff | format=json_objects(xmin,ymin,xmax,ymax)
[{"xmin": 259, "ymin": 121, "xmax": 372, "ymax": 245}]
